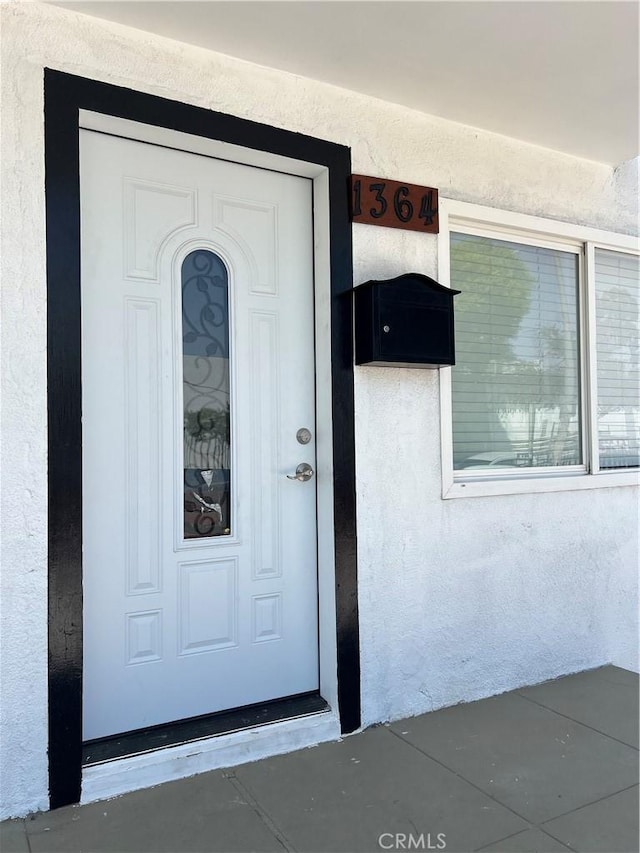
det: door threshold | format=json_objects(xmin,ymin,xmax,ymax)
[
  {"xmin": 80, "ymin": 704, "xmax": 340, "ymax": 806},
  {"xmin": 82, "ymin": 692, "xmax": 329, "ymax": 766}
]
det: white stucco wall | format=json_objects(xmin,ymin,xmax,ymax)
[{"xmin": 1, "ymin": 1, "xmax": 637, "ymax": 818}]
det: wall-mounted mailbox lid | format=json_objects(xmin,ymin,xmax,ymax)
[{"xmin": 354, "ymin": 273, "xmax": 461, "ymax": 368}]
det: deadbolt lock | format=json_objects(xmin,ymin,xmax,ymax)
[{"xmin": 296, "ymin": 428, "xmax": 312, "ymax": 445}]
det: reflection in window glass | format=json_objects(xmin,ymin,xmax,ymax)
[
  {"xmin": 451, "ymin": 233, "xmax": 581, "ymax": 471},
  {"xmin": 182, "ymin": 250, "xmax": 231, "ymax": 538},
  {"xmin": 595, "ymin": 249, "xmax": 640, "ymax": 469}
]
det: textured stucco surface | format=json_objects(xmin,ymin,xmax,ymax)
[{"xmin": 1, "ymin": 1, "xmax": 638, "ymax": 818}]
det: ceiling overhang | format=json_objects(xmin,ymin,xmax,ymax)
[{"xmin": 47, "ymin": 1, "xmax": 640, "ymax": 166}]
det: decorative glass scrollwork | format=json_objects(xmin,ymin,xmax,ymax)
[{"xmin": 182, "ymin": 250, "xmax": 231, "ymax": 538}]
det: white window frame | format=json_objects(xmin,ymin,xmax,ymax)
[{"xmin": 438, "ymin": 199, "xmax": 640, "ymax": 499}]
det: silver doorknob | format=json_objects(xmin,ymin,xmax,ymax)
[{"xmin": 286, "ymin": 463, "xmax": 315, "ymax": 482}]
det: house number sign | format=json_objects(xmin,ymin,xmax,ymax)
[{"xmin": 350, "ymin": 174, "xmax": 439, "ymax": 234}]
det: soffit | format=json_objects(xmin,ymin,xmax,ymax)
[{"xmin": 47, "ymin": 1, "xmax": 640, "ymax": 166}]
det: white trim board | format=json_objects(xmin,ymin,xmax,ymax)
[{"xmin": 79, "ymin": 111, "xmax": 327, "ymax": 180}]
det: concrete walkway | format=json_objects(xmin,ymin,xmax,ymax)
[{"xmin": 2, "ymin": 666, "xmax": 638, "ymax": 853}]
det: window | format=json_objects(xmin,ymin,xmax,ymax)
[
  {"xmin": 452, "ymin": 234, "xmax": 582, "ymax": 472},
  {"xmin": 438, "ymin": 201, "xmax": 639, "ymax": 497},
  {"xmin": 181, "ymin": 249, "xmax": 232, "ymax": 538},
  {"xmin": 595, "ymin": 249, "xmax": 640, "ymax": 469}
]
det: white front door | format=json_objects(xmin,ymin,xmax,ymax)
[{"xmin": 80, "ymin": 130, "xmax": 319, "ymax": 741}]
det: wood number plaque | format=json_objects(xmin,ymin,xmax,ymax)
[{"xmin": 350, "ymin": 174, "xmax": 439, "ymax": 234}]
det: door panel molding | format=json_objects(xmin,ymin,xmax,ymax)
[{"xmin": 45, "ymin": 69, "xmax": 359, "ymax": 810}]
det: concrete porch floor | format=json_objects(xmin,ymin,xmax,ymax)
[{"xmin": 2, "ymin": 666, "xmax": 638, "ymax": 853}]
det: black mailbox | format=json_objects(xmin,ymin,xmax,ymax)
[{"xmin": 354, "ymin": 273, "xmax": 460, "ymax": 368}]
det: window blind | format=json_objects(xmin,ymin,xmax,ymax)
[
  {"xmin": 595, "ymin": 249, "xmax": 640, "ymax": 469},
  {"xmin": 451, "ymin": 232, "xmax": 581, "ymax": 471}
]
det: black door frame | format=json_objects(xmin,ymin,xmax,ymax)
[{"xmin": 45, "ymin": 69, "xmax": 360, "ymax": 810}]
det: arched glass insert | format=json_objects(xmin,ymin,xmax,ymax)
[{"xmin": 182, "ymin": 250, "xmax": 231, "ymax": 538}]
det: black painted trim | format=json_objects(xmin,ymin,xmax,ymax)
[
  {"xmin": 83, "ymin": 693, "xmax": 329, "ymax": 766},
  {"xmin": 45, "ymin": 69, "xmax": 359, "ymax": 809}
]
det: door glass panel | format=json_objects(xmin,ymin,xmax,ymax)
[{"xmin": 182, "ymin": 250, "xmax": 231, "ymax": 538}]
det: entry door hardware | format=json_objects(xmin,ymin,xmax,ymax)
[
  {"xmin": 296, "ymin": 428, "xmax": 312, "ymax": 445},
  {"xmin": 286, "ymin": 463, "xmax": 315, "ymax": 482},
  {"xmin": 354, "ymin": 273, "xmax": 460, "ymax": 368}
]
